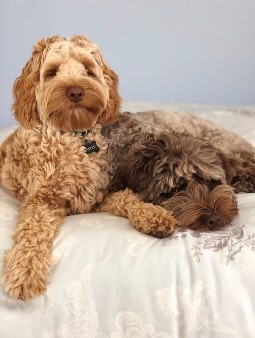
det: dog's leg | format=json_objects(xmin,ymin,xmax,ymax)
[
  {"xmin": 162, "ymin": 181, "xmax": 238, "ymax": 231},
  {"xmin": 2, "ymin": 189, "xmax": 67, "ymax": 302},
  {"xmin": 97, "ymin": 188, "xmax": 176, "ymax": 238},
  {"xmin": 230, "ymin": 165, "xmax": 255, "ymax": 193},
  {"xmin": 217, "ymin": 151, "xmax": 255, "ymax": 193}
]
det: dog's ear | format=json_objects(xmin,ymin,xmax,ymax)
[
  {"xmin": 13, "ymin": 36, "xmax": 60, "ymax": 128},
  {"xmin": 97, "ymin": 62, "xmax": 121, "ymax": 125}
]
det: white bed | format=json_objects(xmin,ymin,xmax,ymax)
[{"xmin": 0, "ymin": 103, "xmax": 255, "ymax": 338}]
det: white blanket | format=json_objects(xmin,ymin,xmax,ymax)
[{"xmin": 0, "ymin": 103, "xmax": 255, "ymax": 338}]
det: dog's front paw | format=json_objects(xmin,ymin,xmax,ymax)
[
  {"xmin": 2, "ymin": 245, "xmax": 50, "ymax": 302},
  {"xmin": 130, "ymin": 203, "xmax": 176, "ymax": 238}
]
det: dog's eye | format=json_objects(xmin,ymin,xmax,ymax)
[
  {"xmin": 177, "ymin": 177, "xmax": 188, "ymax": 189},
  {"xmin": 44, "ymin": 68, "xmax": 58, "ymax": 81},
  {"xmin": 87, "ymin": 69, "xmax": 97, "ymax": 78},
  {"xmin": 159, "ymin": 192, "xmax": 173, "ymax": 199}
]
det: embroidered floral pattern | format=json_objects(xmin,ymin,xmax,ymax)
[
  {"xmin": 175, "ymin": 225, "xmax": 255, "ymax": 265},
  {"xmin": 156, "ymin": 281, "xmax": 238, "ymax": 336},
  {"xmin": 111, "ymin": 311, "xmax": 171, "ymax": 338}
]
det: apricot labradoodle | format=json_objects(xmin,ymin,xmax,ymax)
[
  {"xmin": 102, "ymin": 111, "xmax": 255, "ymax": 231},
  {"xmin": 0, "ymin": 36, "xmax": 176, "ymax": 302}
]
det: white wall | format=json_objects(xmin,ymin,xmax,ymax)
[{"xmin": 1, "ymin": 0, "xmax": 255, "ymax": 128}]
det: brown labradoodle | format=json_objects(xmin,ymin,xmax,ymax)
[
  {"xmin": 0, "ymin": 37, "xmax": 176, "ymax": 302},
  {"xmin": 102, "ymin": 111, "xmax": 255, "ymax": 231}
]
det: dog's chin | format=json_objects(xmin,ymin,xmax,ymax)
[{"xmin": 47, "ymin": 106, "xmax": 101, "ymax": 132}]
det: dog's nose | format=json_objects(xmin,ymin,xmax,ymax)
[
  {"xmin": 205, "ymin": 214, "xmax": 221, "ymax": 230},
  {"xmin": 66, "ymin": 86, "xmax": 84, "ymax": 103}
]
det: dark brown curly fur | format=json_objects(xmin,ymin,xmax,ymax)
[{"xmin": 103, "ymin": 111, "xmax": 255, "ymax": 231}]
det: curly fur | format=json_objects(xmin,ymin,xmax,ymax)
[
  {"xmin": 102, "ymin": 111, "xmax": 255, "ymax": 231},
  {"xmin": 0, "ymin": 38, "xmax": 176, "ymax": 302}
]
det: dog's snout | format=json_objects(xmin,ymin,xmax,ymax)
[
  {"xmin": 66, "ymin": 86, "xmax": 84, "ymax": 103},
  {"xmin": 205, "ymin": 214, "xmax": 221, "ymax": 229}
]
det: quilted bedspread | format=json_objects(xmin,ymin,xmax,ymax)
[{"xmin": 0, "ymin": 102, "xmax": 255, "ymax": 338}]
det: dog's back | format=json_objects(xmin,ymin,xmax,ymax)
[{"xmin": 131, "ymin": 110, "xmax": 255, "ymax": 154}]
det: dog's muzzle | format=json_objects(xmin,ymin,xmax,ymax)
[{"xmin": 66, "ymin": 86, "xmax": 84, "ymax": 103}]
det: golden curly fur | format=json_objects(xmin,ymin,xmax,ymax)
[{"xmin": 0, "ymin": 36, "xmax": 176, "ymax": 302}]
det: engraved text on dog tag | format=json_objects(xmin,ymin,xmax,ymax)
[{"xmin": 83, "ymin": 140, "xmax": 100, "ymax": 154}]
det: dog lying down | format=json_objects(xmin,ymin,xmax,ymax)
[
  {"xmin": 102, "ymin": 111, "xmax": 255, "ymax": 232},
  {"xmin": 0, "ymin": 35, "xmax": 176, "ymax": 302}
]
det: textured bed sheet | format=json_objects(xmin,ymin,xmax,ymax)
[{"xmin": 0, "ymin": 103, "xmax": 255, "ymax": 338}]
